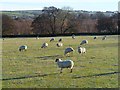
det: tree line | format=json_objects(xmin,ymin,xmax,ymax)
[{"xmin": 2, "ymin": 6, "xmax": 118, "ymax": 35}]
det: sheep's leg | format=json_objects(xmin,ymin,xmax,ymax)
[
  {"xmin": 70, "ymin": 69, "xmax": 72, "ymax": 73},
  {"xmin": 60, "ymin": 68, "xmax": 62, "ymax": 73}
]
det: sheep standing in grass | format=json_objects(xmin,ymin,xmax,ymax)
[
  {"xmin": 56, "ymin": 42, "xmax": 63, "ymax": 47},
  {"xmin": 19, "ymin": 45, "xmax": 27, "ymax": 51},
  {"xmin": 72, "ymin": 34, "xmax": 75, "ymax": 39},
  {"xmin": 78, "ymin": 46, "xmax": 86, "ymax": 54},
  {"xmin": 50, "ymin": 38, "xmax": 55, "ymax": 42},
  {"xmin": 55, "ymin": 58, "xmax": 74, "ymax": 73},
  {"xmin": 58, "ymin": 38, "xmax": 62, "ymax": 42},
  {"xmin": 41, "ymin": 43, "xmax": 48, "ymax": 48},
  {"xmin": 64, "ymin": 47, "xmax": 74, "ymax": 56},
  {"xmin": 102, "ymin": 36, "xmax": 106, "ymax": 40},
  {"xmin": 80, "ymin": 40, "xmax": 88, "ymax": 45}
]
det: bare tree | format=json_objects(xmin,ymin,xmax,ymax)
[
  {"xmin": 14, "ymin": 19, "xmax": 32, "ymax": 35},
  {"xmin": 42, "ymin": 6, "xmax": 60, "ymax": 34},
  {"xmin": 96, "ymin": 16, "xmax": 117, "ymax": 33},
  {"xmin": 31, "ymin": 6, "xmax": 78, "ymax": 35},
  {"xmin": 2, "ymin": 14, "xmax": 15, "ymax": 35}
]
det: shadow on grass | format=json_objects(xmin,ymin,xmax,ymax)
[
  {"xmin": 2, "ymin": 73, "xmax": 58, "ymax": 81},
  {"xmin": 2, "ymin": 71, "xmax": 119, "ymax": 81},
  {"xmin": 36, "ymin": 54, "xmax": 63, "ymax": 60},
  {"xmin": 73, "ymin": 71, "xmax": 120, "ymax": 79}
]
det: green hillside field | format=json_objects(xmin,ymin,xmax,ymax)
[{"xmin": 2, "ymin": 35, "xmax": 119, "ymax": 88}]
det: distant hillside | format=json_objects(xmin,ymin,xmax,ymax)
[
  {"xmin": 1, "ymin": 10, "xmax": 117, "ymax": 20},
  {"xmin": 1, "ymin": 10, "xmax": 42, "ymax": 19}
]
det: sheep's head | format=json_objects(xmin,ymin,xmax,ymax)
[
  {"xmin": 56, "ymin": 43, "xmax": 59, "ymax": 46},
  {"xmin": 59, "ymin": 38, "xmax": 62, "ymax": 41},
  {"xmin": 55, "ymin": 58, "xmax": 61, "ymax": 62},
  {"xmin": 71, "ymin": 48, "xmax": 75, "ymax": 51},
  {"xmin": 19, "ymin": 49, "xmax": 21, "ymax": 51},
  {"xmin": 78, "ymin": 46, "xmax": 81, "ymax": 48}
]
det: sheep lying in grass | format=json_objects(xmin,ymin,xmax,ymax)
[
  {"xmin": 41, "ymin": 43, "xmax": 48, "ymax": 48},
  {"xmin": 64, "ymin": 47, "xmax": 75, "ymax": 56},
  {"xmin": 50, "ymin": 38, "xmax": 55, "ymax": 42},
  {"xmin": 19, "ymin": 45, "xmax": 27, "ymax": 51},
  {"xmin": 78, "ymin": 46, "xmax": 86, "ymax": 54},
  {"xmin": 56, "ymin": 42, "xmax": 63, "ymax": 47},
  {"xmin": 58, "ymin": 38, "xmax": 62, "ymax": 42},
  {"xmin": 80, "ymin": 40, "xmax": 88, "ymax": 45},
  {"xmin": 55, "ymin": 58, "xmax": 74, "ymax": 73}
]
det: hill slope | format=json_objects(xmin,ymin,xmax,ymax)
[{"xmin": 1, "ymin": 10, "xmax": 42, "ymax": 19}]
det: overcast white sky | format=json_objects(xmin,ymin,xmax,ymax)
[{"xmin": 0, "ymin": 0, "xmax": 119, "ymax": 11}]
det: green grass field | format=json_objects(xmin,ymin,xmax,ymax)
[{"xmin": 2, "ymin": 35, "xmax": 119, "ymax": 88}]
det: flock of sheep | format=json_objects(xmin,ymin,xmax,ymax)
[{"xmin": 18, "ymin": 35, "xmax": 107, "ymax": 73}]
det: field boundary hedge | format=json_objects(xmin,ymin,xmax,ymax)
[{"xmin": 1, "ymin": 32, "xmax": 119, "ymax": 38}]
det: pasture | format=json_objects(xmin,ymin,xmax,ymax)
[{"xmin": 2, "ymin": 35, "xmax": 119, "ymax": 88}]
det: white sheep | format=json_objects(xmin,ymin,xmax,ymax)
[
  {"xmin": 41, "ymin": 43, "xmax": 48, "ymax": 48},
  {"xmin": 56, "ymin": 42, "xmax": 63, "ymax": 47},
  {"xmin": 80, "ymin": 40, "xmax": 88, "ymax": 45},
  {"xmin": 19, "ymin": 45, "xmax": 27, "ymax": 51},
  {"xmin": 102, "ymin": 36, "xmax": 106, "ymax": 40},
  {"xmin": 64, "ymin": 47, "xmax": 75, "ymax": 56},
  {"xmin": 36, "ymin": 36, "xmax": 39, "ymax": 39},
  {"xmin": 72, "ymin": 34, "xmax": 75, "ymax": 39},
  {"xmin": 55, "ymin": 58, "xmax": 74, "ymax": 73},
  {"xmin": 58, "ymin": 38, "xmax": 62, "ymax": 42},
  {"xmin": 78, "ymin": 46, "xmax": 86, "ymax": 54},
  {"xmin": 50, "ymin": 38, "xmax": 55, "ymax": 42}
]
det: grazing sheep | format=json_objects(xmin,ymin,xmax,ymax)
[
  {"xmin": 72, "ymin": 34, "xmax": 75, "ymax": 39},
  {"xmin": 56, "ymin": 42, "xmax": 63, "ymax": 47},
  {"xmin": 19, "ymin": 45, "xmax": 27, "ymax": 51},
  {"xmin": 50, "ymin": 38, "xmax": 55, "ymax": 42},
  {"xmin": 55, "ymin": 58, "xmax": 74, "ymax": 73},
  {"xmin": 94, "ymin": 36, "xmax": 97, "ymax": 40},
  {"xmin": 102, "ymin": 36, "xmax": 106, "ymax": 40},
  {"xmin": 80, "ymin": 40, "xmax": 88, "ymax": 45},
  {"xmin": 41, "ymin": 43, "xmax": 48, "ymax": 48},
  {"xmin": 64, "ymin": 47, "xmax": 75, "ymax": 56},
  {"xmin": 58, "ymin": 38, "xmax": 62, "ymax": 42},
  {"xmin": 78, "ymin": 46, "xmax": 86, "ymax": 54},
  {"xmin": 36, "ymin": 36, "xmax": 39, "ymax": 39}
]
